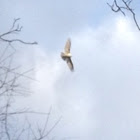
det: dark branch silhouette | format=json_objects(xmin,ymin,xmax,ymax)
[
  {"xmin": 0, "ymin": 18, "xmax": 37, "ymax": 45},
  {"xmin": 107, "ymin": 0, "xmax": 140, "ymax": 31}
]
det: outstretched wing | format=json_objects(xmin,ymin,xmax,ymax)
[
  {"xmin": 64, "ymin": 38, "xmax": 71, "ymax": 53},
  {"xmin": 66, "ymin": 58, "xmax": 74, "ymax": 71}
]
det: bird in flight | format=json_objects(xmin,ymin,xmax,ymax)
[{"xmin": 61, "ymin": 38, "xmax": 74, "ymax": 72}]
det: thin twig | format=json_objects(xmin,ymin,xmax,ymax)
[
  {"xmin": 0, "ymin": 18, "xmax": 38, "ymax": 45},
  {"xmin": 107, "ymin": 0, "xmax": 140, "ymax": 30}
]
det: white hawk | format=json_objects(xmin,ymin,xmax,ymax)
[{"xmin": 61, "ymin": 38, "xmax": 74, "ymax": 72}]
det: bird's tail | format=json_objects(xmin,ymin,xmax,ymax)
[
  {"xmin": 61, "ymin": 52, "xmax": 66, "ymax": 60},
  {"xmin": 61, "ymin": 52, "xmax": 65, "ymax": 57}
]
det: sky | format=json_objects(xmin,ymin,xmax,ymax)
[{"xmin": 1, "ymin": 0, "xmax": 140, "ymax": 140}]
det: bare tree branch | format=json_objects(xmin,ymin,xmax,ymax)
[
  {"xmin": 0, "ymin": 38, "xmax": 37, "ymax": 45},
  {"xmin": 41, "ymin": 107, "xmax": 52, "ymax": 136},
  {"xmin": 4, "ymin": 98, "xmax": 11, "ymax": 140},
  {"xmin": 37, "ymin": 116, "xmax": 62, "ymax": 140},
  {"xmin": 0, "ymin": 18, "xmax": 62, "ymax": 140},
  {"xmin": 107, "ymin": 0, "xmax": 140, "ymax": 31},
  {"xmin": 0, "ymin": 18, "xmax": 37, "ymax": 45},
  {"xmin": 0, "ymin": 110, "xmax": 48, "ymax": 116},
  {"xmin": 107, "ymin": 0, "xmax": 126, "ymax": 16}
]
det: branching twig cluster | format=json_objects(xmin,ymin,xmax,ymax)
[
  {"xmin": 0, "ymin": 19, "xmax": 60, "ymax": 140},
  {"xmin": 0, "ymin": 18, "xmax": 37, "ymax": 45},
  {"xmin": 107, "ymin": 0, "xmax": 140, "ymax": 30},
  {"xmin": 26, "ymin": 107, "xmax": 62, "ymax": 140},
  {"xmin": 0, "ymin": 45, "xmax": 34, "ymax": 97}
]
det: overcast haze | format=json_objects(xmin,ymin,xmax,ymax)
[{"xmin": 1, "ymin": 0, "xmax": 140, "ymax": 140}]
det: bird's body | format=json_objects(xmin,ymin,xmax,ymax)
[
  {"xmin": 61, "ymin": 52, "xmax": 72, "ymax": 58},
  {"xmin": 61, "ymin": 39, "xmax": 74, "ymax": 71}
]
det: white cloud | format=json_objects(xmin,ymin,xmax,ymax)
[
  {"xmin": 13, "ymin": 16, "xmax": 140, "ymax": 140},
  {"xmin": 1, "ymin": 0, "xmax": 140, "ymax": 139}
]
